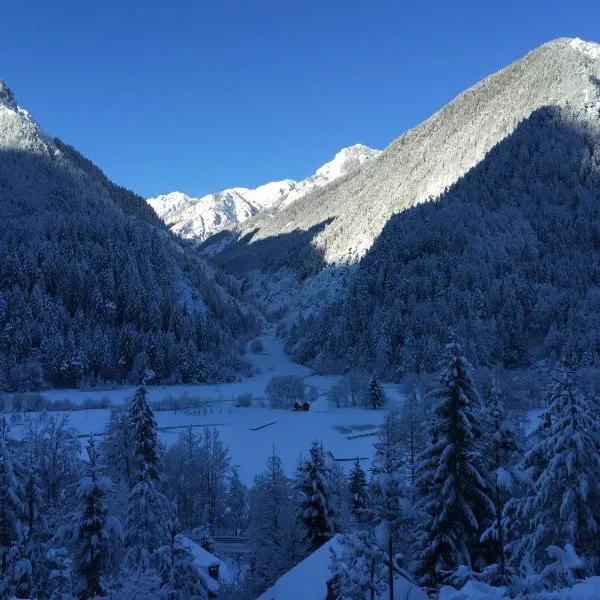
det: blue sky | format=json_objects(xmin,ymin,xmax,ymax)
[{"xmin": 1, "ymin": 0, "xmax": 599, "ymax": 198}]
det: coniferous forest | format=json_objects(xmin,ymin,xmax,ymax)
[{"xmin": 2, "ymin": 15, "xmax": 600, "ymax": 600}]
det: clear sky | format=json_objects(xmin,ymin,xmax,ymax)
[{"xmin": 1, "ymin": 0, "xmax": 599, "ymax": 198}]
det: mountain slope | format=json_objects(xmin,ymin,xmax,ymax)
[
  {"xmin": 218, "ymin": 38, "xmax": 600, "ymax": 266},
  {"xmin": 148, "ymin": 144, "xmax": 380, "ymax": 242},
  {"xmin": 211, "ymin": 37, "xmax": 600, "ymax": 373},
  {"xmin": 288, "ymin": 105, "xmax": 600, "ymax": 374},
  {"xmin": 0, "ymin": 81, "xmax": 257, "ymax": 391}
]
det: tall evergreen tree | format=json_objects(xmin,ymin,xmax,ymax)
[
  {"xmin": 55, "ymin": 436, "xmax": 122, "ymax": 598},
  {"xmin": 521, "ymin": 372, "xmax": 600, "ymax": 573},
  {"xmin": 125, "ymin": 377, "xmax": 172, "ymax": 565},
  {"xmin": 295, "ymin": 441, "xmax": 335, "ymax": 549},
  {"xmin": 348, "ymin": 458, "xmax": 368, "ymax": 522},
  {"xmin": 368, "ymin": 405, "xmax": 407, "ymax": 600},
  {"xmin": 413, "ymin": 341, "xmax": 493, "ymax": 588},
  {"xmin": 127, "ymin": 374, "xmax": 161, "ymax": 483},
  {"xmin": 368, "ymin": 376, "xmax": 385, "ymax": 410}
]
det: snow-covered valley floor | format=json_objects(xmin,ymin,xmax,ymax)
[{"xmin": 8, "ymin": 331, "xmax": 403, "ymax": 485}]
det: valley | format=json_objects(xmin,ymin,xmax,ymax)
[
  {"xmin": 6, "ymin": 331, "xmax": 404, "ymax": 486},
  {"xmin": 2, "ymin": 25, "xmax": 600, "ymax": 600}
]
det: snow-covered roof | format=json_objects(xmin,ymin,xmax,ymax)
[
  {"xmin": 177, "ymin": 535, "xmax": 232, "ymax": 594},
  {"xmin": 257, "ymin": 535, "xmax": 427, "ymax": 600}
]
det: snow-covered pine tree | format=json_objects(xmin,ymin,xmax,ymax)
[
  {"xmin": 127, "ymin": 373, "xmax": 160, "ymax": 482},
  {"xmin": 521, "ymin": 371, "xmax": 600, "ymax": 575},
  {"xmin": 295, "ymin": 441, "xmax": 335, "ymax": 549},
  {"xmin": 348, "ymin": 458, "xmax": 368, "ymax": 523},
  {"xmin": 55, "ymin": 435, "xmax": 122, "ymax": 598},
  {"xmin": 368, "ymin": 376, "xmax": 385, "ymax": 410},
  {"xmin": 368, "ymin": 405, "xmax": 407, "ymax": 600},
  {"xmin": 479, "ymin": 382, "xmax": 521, "ymax": 583},
  {"xmin": 413, "ymin": 340, "xmax": 494, "ymax": 589},
  {"xmin": 329, "ymin": 530, "xmax": 387, "ymax": 600},
  {"xmin": 125, "ymin": 376, "xmax": 173, "ymax": 567}
]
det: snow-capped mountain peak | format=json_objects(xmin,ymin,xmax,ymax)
[
  {"xmin": 314, "ymin": 143, "xmax": 380, "ymax": 181},
  {"xmin": 568, "ymin": 37, "xmax": 600, "ymax": 59},
  {"xmin": 147, "ymin": 144, "xmax": 381, "ymax": 242}
]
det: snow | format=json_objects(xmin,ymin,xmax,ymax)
[
  {"xmin": 177, "ymin": 534, "xmax": 232, "ymax": 594},
  {"xmin": 569, "ymin": 38, "xmax": 600, "ymax": 60},
  {"xmin": 147, "ymin": 145, "xmax": 380, "ymax": 242},
  {"xmin": 9, "ymin": 331, "xmax": 401, "ymax": 485},
  {"xmin": 258, "ymin": 535, "xmax": 427, "ymax": 600},
  {"xmin": 439, "ymin": 577, "xmax": 600, "ymax": 600},
  {"xmin": 439, "ymin": 581, "xmax": 509, "ymax": 600},
  {"xmin": 10, "ymin": 403, "xmax": 386, "ymax": 486},
  {"xmin": 564, "ymin": 577, "xmax": 600, "ymax": 600}
]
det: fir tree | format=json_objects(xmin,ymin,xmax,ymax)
[
  {"xmin": 295, "ymin": 441, "xmax": 335, "ymax": 549},
  {"xmin": 368, "ymin": 376, "xmax": 385, "ymax": 410},
  {"xmin": 348, "ymin": 459, "xmax": 368, "ymax": 523},
  {"xmin": 55, "ymin": 436, "xmax": 122, "ymax": 599},
  {"xmin": 127, "ymin": 374, "xmax": 160, "ymax": 483},
  {"xmin": 522, "ymin": 372, "xmax": 600, "ymax": 573},
  {"xmin": 125, "ymin": 377, "xmax": 172, "ymax": 564},
  {"xmin": 413, "ymin": 341, "xmax": 493, "ymax": 588},
  {"xmin": 368, "ymin": 405, "xmax": 407, "ymax": 600}
]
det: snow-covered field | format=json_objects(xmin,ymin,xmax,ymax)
[{"xmin": 9, "ymin": 332, "xmax": 403, "ymax": 485}]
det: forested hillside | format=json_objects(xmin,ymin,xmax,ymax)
[
  {"xmin": 0, "ymin": 82, "xmax": 258, "ymax": 390},
  {"xmin": 287, "ymin": 106, "xmax": 600, "ymax": 375}
]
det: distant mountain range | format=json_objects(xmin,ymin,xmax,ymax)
[{"xmin": 147, "ymin": 144, "xmax": 380, "ymax": 242}]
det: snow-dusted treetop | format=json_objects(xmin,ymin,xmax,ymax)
[{"xmin": 147, "ymin": 143, "xmax": 380, "ymax": 242}]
